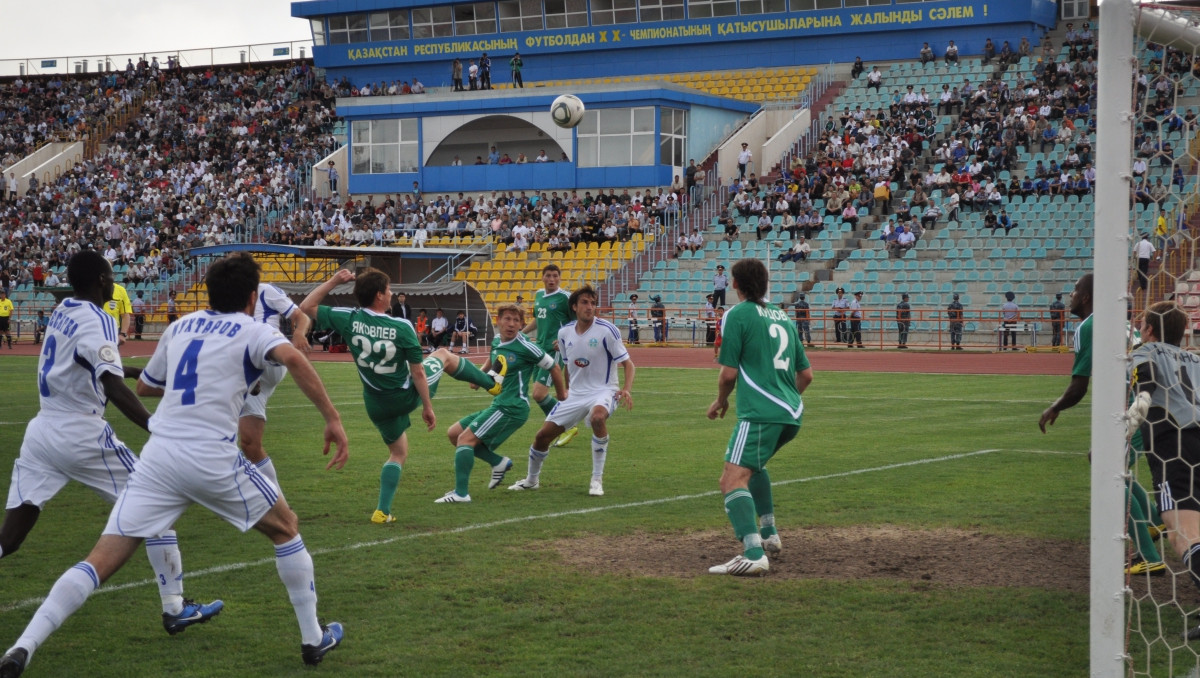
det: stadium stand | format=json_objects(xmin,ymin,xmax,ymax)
[{"xmin": 0, "ymin": 60, "xmax": 338, "ymax": 330}]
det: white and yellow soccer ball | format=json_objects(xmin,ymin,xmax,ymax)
[{"xmin": 550, "ymin": 94, "xmax": 585, "ymax": 128}]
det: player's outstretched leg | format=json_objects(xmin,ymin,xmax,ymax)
[
  {"xmin": 5, "ymin": 535, "xmax": 144, "ymax": 673},
  {"xmin": 431, "ymin": 349, "xmax": 500, "ymax": 393}
]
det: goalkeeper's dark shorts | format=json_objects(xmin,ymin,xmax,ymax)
[{"xmin": 1147, "ymin": 426, "xmax": 1200, "ymax": 513}]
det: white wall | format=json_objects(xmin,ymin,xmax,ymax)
[
  {"xmin": 311, "ymin": 146, "xmax": 348, "ymax": 200},
  {"xmin": 3, "ymin": 142, "xmax": 81, "ymax": 185}
]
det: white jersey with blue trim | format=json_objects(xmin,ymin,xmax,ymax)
[
  {"xmin": 36, "ymin": 298, "xmax": 124, "ymax": 417},
  {"xmin": 140, "ymin": 310, "xmax": 288, "ymax": 441},
  {"xmin": 253, "ymin": 283, "xmax": 297, "ymax": 331},
  {"xmin": 557, "ymin": 318, "xmax": 629, "ymax": 395}
]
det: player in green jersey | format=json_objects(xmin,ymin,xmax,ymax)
[
  {"xmin": 1039, "ymin": 273, "xmax": 1166, "ymax": 575},
  {"xmin": 706, "ymin": 258, "xmax": 812, "ymax": 576},
  {"xmin": 522, "ymin": 264, "xmax": 579, "ymax": 447},
  {"xmin": 435, "ymin": 303, "xmax": 566, "ymax": 503},
  {"xmin": 295, "ymin": 268, "xmax": 504, "ymax": 523}
]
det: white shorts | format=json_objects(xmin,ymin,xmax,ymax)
[
  {"xmin": 7, "ymin": 414, "xmax": 137, "ymax": 510},
  {"xmin": 104, "ymin": 435, "xmax": 280, "ymax": 538},
  {"xmin": 240, "ymin": 363, "xmax": 287, "ymax": 420},
  {"xmin": 546, "ymin": 390, "xmax": 617, "ymax": 430}
]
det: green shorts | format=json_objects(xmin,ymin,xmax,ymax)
[
  {"xmin": 724, "ymin": 420, "xmax": 800, "ymax": 472},
  {"xmin": 459, "ymin": 404, "xmax": 530, "ymax": 452},
  {"xmin": 533, "ymin": 351, "xmax": 563, "ymax": 388},
  {"xmin": 363, "ymin": 357, "xmax": 445, "ymax": 444}
]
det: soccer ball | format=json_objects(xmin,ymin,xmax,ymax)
[{"xmin": 550, "ymin": 94, "xmax": 585, "ymax": 129}]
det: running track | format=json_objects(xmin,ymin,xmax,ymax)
[{"xmin": 2, "ymin": 341, "xmax": 1073, "ymax": 376}]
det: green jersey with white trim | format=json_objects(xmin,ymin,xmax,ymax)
[
  {"xmin": 491, "ymin": 333, "xmax": 555, "ymax": 412},
  {"xmin": 718, "ymin": 299, "xmax": 809, "ymax": 424},
  {"xmin": 316, "ymin": 306, "xmax": 423, "ymax": 392},
  {"xmin": 533, "ymin": 288, "xmax": 574, "ymax": 352}
]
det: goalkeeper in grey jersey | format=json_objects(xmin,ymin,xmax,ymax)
[{"xmin": 1127, "ymin": 301, "xmax": 1200, "ymax": 640}]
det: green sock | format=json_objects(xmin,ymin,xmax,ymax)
[
  {"xmin": 473, "ymin": 443, "xmax": 503, "ymax": 467},
  {"xmin": 748, "ymin": 470, "xmax": 776, "ymax": 538},
  {"xmin": 537, "ymin": 395, "xmax": 557, "ymax": 415},
  {"xmin": 377, "ymin": 461, "xmax": 402, "ymax": 514},
  {"xmin": 454, "ymin": 446, "xmax": 475, "ymax": 496},
  {"xmin": 1127, "ymin": 481, "xmax": 1162, "ymax": 563},
  {"xmin": 724, "ymin": 489, "xmax": 764, "ymax": 560},
  {"xmin": 1131, "ymin": 480, "xmax": 1164, "ymax": 527},
  {"xmin": 453, "ymin": 357, "xmax": 496, "ymax": 390}
]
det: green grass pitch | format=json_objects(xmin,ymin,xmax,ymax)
[{"xmin": 0, "ymin": 358, "xmax": 1091, "ymax": 676}]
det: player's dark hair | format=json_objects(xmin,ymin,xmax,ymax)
[
  {"xmin": 207, "ymin": 253, "xmax": 260, "ymax": 313},
  {"xmin": 354, "ymin": 267, "xmax": 390, "ymax": 308},
  {"xmin": 496, "ymin": 303, "xmax": 525, "ymax": 325},
  {"xmin": 731, "ymin": 258, "xmax": 768, "ymax": 306},
  {"xmin": 569, "ymin": 285, "xmax": 598, "ymax": 310},
  {"xmin": 67, "ymin": 250, "xmax": 109, "ymax": 296},
  {"xmin": 1145, "ymin": 301, "xmax": 1188, "ymax": 346},
  {"xmin": 542, "ymin": 263, "xmax": 561, "ymax": 275}
]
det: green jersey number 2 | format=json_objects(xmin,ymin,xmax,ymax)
[
  {"xmin": 769, "ymin": 323, "xmax": 790, "ymax": 371},
  {"xmin": 352, "ymin": 336, "xmax": 399, "ymax": 374}
]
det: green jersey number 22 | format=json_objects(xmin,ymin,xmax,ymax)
[{"xmin": 353, "ymin": 336, "xmax": 398, "ymax": 374}]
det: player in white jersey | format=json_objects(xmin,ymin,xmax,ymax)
[
  {"xmin": 0, "ymin": 251, "xmax": 221, "ymax": 637},
  {"xmin": 509, "ymin": 285, "xmax": 635, "ymax": 496},
  {"xmin": 239, "ymin": 283, "xmax": 301, "ymax": 489},
  {"xmin": 0, "ymin": 254, "xmax": 351, "ymax": 676}
]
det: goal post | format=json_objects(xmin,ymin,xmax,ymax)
[{"xmin": 1094, "ymin": 1, "xmax": 1135, "ymax": 676}]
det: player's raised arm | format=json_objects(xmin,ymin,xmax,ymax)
[
  {"xmin": 270, "ymin": 343, "xmax": 350, "ymax": 470},
  {"xmin": 299, "ymin": 269, "xmax": 356, "ymax": 319}
]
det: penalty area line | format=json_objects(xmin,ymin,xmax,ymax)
[{"xmin": 0, "ymin": 448, "xmax": 1008, "ymax": 615}]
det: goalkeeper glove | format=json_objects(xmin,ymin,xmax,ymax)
[{"xmin": 1126, "ymin": 391, "xmax": 1151, "ymax": 440}]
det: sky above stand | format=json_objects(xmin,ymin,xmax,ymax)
[{"xmin": 0, "ymin": 1, "xmax": 312, "ymax": 61}]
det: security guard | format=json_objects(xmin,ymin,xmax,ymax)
[
  {"xmin": 794, "ymin": 293, "xmax": 812, "ymax": 346},
  {"xmin": 896, "ymin": 293, "xmax": 911, "ymax": 349},
  {"xmin": 831, "ymin": 287, "xmax": 850, "ymax": 344},
  {"xmin": 1048, "ymin": 292, "xmax": 1066, "ymax": 347},
  {"xmin": 848, "ymin": 291, "xmax": 865, "ymax": 348},
  {"xmin": 947, "ymin": 293, "xmax": 965, "ymax": 350}
]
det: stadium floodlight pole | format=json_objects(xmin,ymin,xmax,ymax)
[{"xmin": 1093, "ymin": 1, "xmax": 1136, "ymax": 675}]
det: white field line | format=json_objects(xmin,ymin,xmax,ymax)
[{"xmin": 0, "ymin": 448, "xmax": 1057, "ymax": 614}]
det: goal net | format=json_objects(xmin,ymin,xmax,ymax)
[{"xmin": 1124, "ymin": 2, "xmax": 1200, "ymax": 676}]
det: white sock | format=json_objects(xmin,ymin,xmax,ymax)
[
  {"xmin": 591, "ymin": 435, "xmax": 609, "ymax": 479},
  {"xmin": 16, "ymin": 562, "xmax": 100, "ymax": 657},
  {"xmin": 274, "ymin": 536, "xmax": 323, "ymax": 646},
  {"xmin": 256, "ymin": 457, "xmax": 281, "ymax": 491},
  {"xmin": 145, "ymin": 531, "xmax": 184, "ymax": 615},
  {"xmin": 0, "ymin": 544, "xmax": 5, "ymax": 558},
  {"xmin": 527, "ymin": 447, "xmax": 549, "ymax": 482}
]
